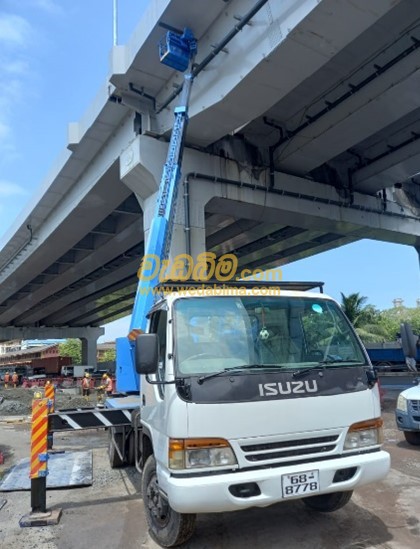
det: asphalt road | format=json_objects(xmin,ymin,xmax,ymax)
[{"xmin": 0, "ymin": 392, "xmax": 419, "ymax": 549}]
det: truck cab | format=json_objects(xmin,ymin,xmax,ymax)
[{"xmin": 135, "ymin": 283, "xmax": 390, "ymax": 547}]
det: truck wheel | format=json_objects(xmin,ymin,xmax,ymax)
[
  {"xmin": 142, "ymin": 455, "xmax": 196, "ymax": 547},
  {"xmin": 404, "ymin": 431, "xmax": 420, "ymax": 445},
  {"xmin": 108, "ymin": 430, "xmax": 124, "ymax": 468},
  {"xmin": 303, "ymin": 491, "xmax": 353, "ymax": 512}
]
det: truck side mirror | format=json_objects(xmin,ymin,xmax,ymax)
[
  {"xmin": 365, "ymin": 368, "xmax": 378, "ymax": 388},
  {"xmin": 135, "ymin": 334, "xmax": 159, "ymax": 375}
]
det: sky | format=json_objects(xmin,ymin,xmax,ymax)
[{"xmin": 0, "ymin": 0, "xmax": 419, "ymax": 343}]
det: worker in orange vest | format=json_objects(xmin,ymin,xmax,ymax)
[
  {"xmin": 101, "ymin": 373, "xmax": 113, "ymax": 394},
  {"xmin": 12, "ymin": 372, "xmax": 19, "ymax": 388},
  {"xmin": 81, "ymin": 372, "xmax": 91, "ymax": 400},
  {"xmin": 97, "ymin": 373, "xmax": 112, "ymax": 404},
  {"xmin": 4, "ymin": 371, "xmax": 10, "ymax": 389}
]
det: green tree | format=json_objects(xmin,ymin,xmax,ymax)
[
  {"xmin": 377, "ymin": 306, "xmax": 420, "ymax": 340},
  {"xmin": 340, "ymin": 293, "xmax": 388, "ymax": 343},
  {"xmin": 340, "ymin": 292, "xmax": 368, "ymax": 326},
  {"xmin": 409, "ymin": 307, "xmax": 420, "ymax": 334},
  {"xmin": 58, "ymin": 339, "xmax": 82, "ymax": 364},
  {"xmin": 99, "ymin": 348, "xmax": 116, "ymax": 362}
]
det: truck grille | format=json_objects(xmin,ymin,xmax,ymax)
[
  {"xmin": 409, "ymin": 400, "xmax": 420, "ymax": 421},
  {"xmin": 410, "ymin": 400, "xmax": 420, "ymax": 412},
  {"xmin": 240, "ymin": 435, "xmax": 339, "ymax": 463}
]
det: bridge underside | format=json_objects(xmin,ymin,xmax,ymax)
[
  {"xmin": 0, "ymin": 188, "xmax": 357, "ymax": 328},
  {"xmin": 0, "ymin": 140, "xmax": 417, "ymax": 331},
  {"xmin": 0, "ymin": 0, "xmax": 419, "ymax": 335}
]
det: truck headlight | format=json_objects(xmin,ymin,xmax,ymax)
[
  {"xmin": 396, "ymin": 394, "xmax": 408, "ymax": 413},
  {"xmin": 344, "ymin": 418, "xmax": 383, "ymax": 450},
  {"xmin": 169, "ymin": 438, "xmax": 237, "ymax": 470}
]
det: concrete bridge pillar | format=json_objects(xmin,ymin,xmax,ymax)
[
  {"xmin": 80, "ymin": 336, "xmax": 99, "ymax": 368},
  {"xmin": 140, "ymin": 186, "xmax": 206, "ymax": 262},
  {"xmin": 120, "ymin": 136, "xmax": 214, "ymax": 262}
]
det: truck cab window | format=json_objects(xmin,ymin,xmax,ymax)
[
  {"xmin": 300, "ymin": 302, "xmax": 365, "ymax": 363},
  {"xmin": 173, "ymin": 296, "xmax": 367, "ymax": 375}
]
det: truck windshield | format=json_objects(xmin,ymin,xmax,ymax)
[{"xmin": 173, "ymin": 295, "xmax": 367, "ymax": 375}]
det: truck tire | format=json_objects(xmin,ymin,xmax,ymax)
[
  {"xmin": 303, "ymin": 490, "xmax": 353, "ymax": 512},
  {"xmin": 108, "ymin": 430, "xmax": 124, "ymax": 468},
  {"xmin": 404, "ymin": 431, "xmax": 420, "ymax": 445},
  {"xmin": 127, "ymin": 431, "xmax": 135, "ymax": 465},
  {"xmin": 142, "ymin": 455, "xmax": 196, "ymax": 547},
  {"xmin": 400, "ymin": 323, "xmax": 417, "ymax": 359}
]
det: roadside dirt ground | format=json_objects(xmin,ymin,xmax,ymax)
[
  {"xmin": 1, "ymin": 388, "xmax": 420, "ymax": 549},
  {"xmin": 0, "ymin": 385, "xmax": 106, "ymax": 416}
]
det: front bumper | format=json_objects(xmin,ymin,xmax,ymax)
[
  {"xmin": 395, "ymin": 410, "xmax": 420, "ymax": 432},
  {"xmin": 159, "ymin": 450, "xmax": 390, "ymax": 513}
]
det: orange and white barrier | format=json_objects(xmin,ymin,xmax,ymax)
[
  {"xmin": 29, "ymin": 396, "xmax": 49, "ymax": 513},
  {"xmin": 19, "ymin": 393, "xmax": 62, "ymax": 526}
]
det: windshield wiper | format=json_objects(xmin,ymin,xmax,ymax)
[
  {"xmin": 324, "ymin": 357, "xmax": 362, "ymax": 362},
  {"xmin": 293, "ymin": 366, "xmax": 325, "ymax": 378},
  {"xmin": 197, "ymin": 364, "xmax": 273, "ymax": 385},
  {"xmin": 293, "ymin": 360, "xmax": 364, "ymax": 378}
]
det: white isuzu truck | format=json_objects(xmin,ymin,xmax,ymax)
[{"xmin": 133, "ymin": 281, "xmax": 390, "ymax": 547}]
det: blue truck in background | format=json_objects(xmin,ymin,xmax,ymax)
[
  {"xmin": 364, "ymin": 323, "xmax": 419, "ymax": 372},
  {"xmin": 365, "ymin": 342, "xmax": 420, "ymax": 371}
]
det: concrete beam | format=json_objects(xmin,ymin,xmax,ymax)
[
  {"xmin": 45, "ymin": 284, "xmax": 136, "ymax": 327},
  {"xmin": 0, "ymin": 326, "xmax": 104, "ymax": 344},
  {"xmin": 0, "ymin": 114, "xmax": 136, "ymax": 290},
  {"xmin": 275, "ymin": 51, "xmax": 420, "ymax": 175},
  {"xmin": 204, "ymin": 192, "xmax": 419, "ymax": 248},
  {"xmin": 0, "ymin": 217, "xmax": 142, "ymax": 325},
  {"xmin": 120, "ymin": 134, "xmax": 420, "ymax": 287},
  {"xmin": 8, "ymin": 257, "xmax": 141, "ymax": 327},
  {"xmin": 353, "ymin": 139, "xmax": 420, "ymax": 193},
  {"xmin": 0, "ymin": 107, "xmax": 134, "ymax": 279},
  {"xmin": 152, "ymin": 0, "xmax": 402, "ymax": 147},
  {"xmin": 126, "ymin": 135, "xmax": 420, "ymax": 246}
]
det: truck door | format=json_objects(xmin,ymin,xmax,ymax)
[
  {"xmin": 147, "ymin": 309, "xmax": 168, "ymax": 401},
  {"xmin": 140, "ymin": 308, "xmax": 170, "ymax": 441}
]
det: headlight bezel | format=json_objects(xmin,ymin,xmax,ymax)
[
  {"xmin": 343, "ymin": 418, "xmax": 384, "ymax": 451},
  {"xmin": 396, "ymin": 394, "xmax": 408, "ymax": 413},
  {"xmin": 169, "ymin": 437, "xmax": 237, "ymax": 470}
]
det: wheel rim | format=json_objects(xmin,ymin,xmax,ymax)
[{"xmin": 146, "ymin": 471, "xmax": 170, "ymax": 528}]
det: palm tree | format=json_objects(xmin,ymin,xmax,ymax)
[
  {"xmin": 340, "ymin": 292, "xmax": 388, "ymax": 343},
  {"xmin": 340, "ymin": 292, "xmax": 368, "ymax": 327}
]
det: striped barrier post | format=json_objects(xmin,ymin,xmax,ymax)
[
  {"xmin": 20, "ymin": 393, "xmax": 62, "ymax": 526},
  {"xmin": 44, "ymin": 381, "xmax": 55, "ymax": 411},
  {"xmin": 30, "ymin": 396, "xmax": 49, "ymax": 513},
  {"xmin": 44, "ymin": 382, "xmax": 55, "ymax": 450}
]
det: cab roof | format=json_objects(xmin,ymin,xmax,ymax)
[
  {"xmin": 148, "ymin": 281, "xmax": 331, "ymax": 315},
  {"xmin": 156, "ymin": 280, "xmax": 324, "ymax": 293}
]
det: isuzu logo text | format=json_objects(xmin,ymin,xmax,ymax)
[{"xmin": 258, "ymin": 380, "xmax": 318, "ymax": 397}]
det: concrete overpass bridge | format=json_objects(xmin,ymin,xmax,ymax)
[{"xmin": 0, "ymin": 0, "xmax": 419, "ymax": 361}]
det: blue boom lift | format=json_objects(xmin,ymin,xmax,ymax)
[{"xmin": 115, "ymin": 28, "xmax": 197, "ymax": 394}]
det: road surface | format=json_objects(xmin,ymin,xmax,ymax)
[{"xmin": 0, "ymin": 392, "xmax": 419, "ymax": 548}]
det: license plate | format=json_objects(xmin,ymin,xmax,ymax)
[{"xmin": 281, "ymin": 469, "xmax": 320, "ymax": 498}]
